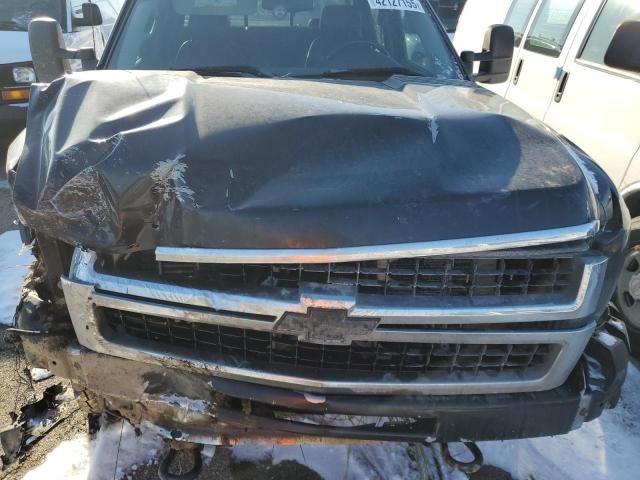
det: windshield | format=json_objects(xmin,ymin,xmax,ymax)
[
  {"xmin": 107, "ymin": 0, "xmax": 464, "ymax": 80},
  {"xmin": 0, "ymin": 0, "xmax": 65, "ymax": 31}
]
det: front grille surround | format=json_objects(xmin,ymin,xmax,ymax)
[{"xmin": 62, "ymin": 241, "xmax": 605, "ymax": 395}]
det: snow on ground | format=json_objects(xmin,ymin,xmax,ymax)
[
  {"xmin": 23, "ymin": 421, "xmax": 163, "ymax": 480},
  {"xmin": 230, "ymin": 442, "xmax": 463, "ymax": 480},
  {"xmin": 0, "ymin": 230, "xmax": 33, "ymax": 325},
  {"xmin": 26, "ymin": 427, "xmax": 463, "ymax": 480},
  {"xmin": 479, "ymin": 364, "xmax": 640, "ymax": 480},
  {"xmin": 22, "ymin": 434, "xmax": 92, "ymax": 480},
  {"xmin": 23, "ymin": 366, "xmax": 640, "ymax": 480},
  {"xmin": 30, "ymin": 367, "xmax": 54, "ymax": 382},
  {"xmin": 229, "ymin": 365, "xmax": 640, "ymax": 480},
  {"xmin": 23, "ymin": 369, "xmax": 640, "ymax": 480}
]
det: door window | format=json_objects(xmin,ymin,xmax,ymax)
[
  {"xmin": 524, "ymin": 0, "xmax": 584, "ymax": 57},
  {"xmin": 580, "ymin": 0, "xmax": 640, "ymax": 68},
  {"xmin": 504, "ymin": 0, "xmax": 538, "ymax": 46}
]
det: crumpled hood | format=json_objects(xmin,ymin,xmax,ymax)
[{"xmin": 10, "ymin": 70, "xmax": 595, "ymax": 252}]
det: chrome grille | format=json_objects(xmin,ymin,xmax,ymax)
[
  {"xmin": 102, "ymin": 308, "xmax": 554, "ymax": 375},
  {"xmin": 63, "ymin": 233, "xmax": 603, "ymax": 394},
  {"xmin": 99, "ymin": 253, "xmax": 575, "ymax": 298}
]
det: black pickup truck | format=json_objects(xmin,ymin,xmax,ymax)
[{"xmin": 6, "ymin": 0, "xmax": 631, "ymax": 468}]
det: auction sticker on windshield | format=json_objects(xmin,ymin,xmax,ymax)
[{"xmin": 367, "ymin": 0, "xmax": 425, "ymax": 13}]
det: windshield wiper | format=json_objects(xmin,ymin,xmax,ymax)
[
  {"xmin": 0, "ymin": 20, "xmax": 26, "ymax": 31},
  {"xmin": 288, "ymin": 67, "xmax": 424, "ymax": 80},
  {"xmin": 172, "ymin": 66, "xmax": 272, "ymax": 78}
]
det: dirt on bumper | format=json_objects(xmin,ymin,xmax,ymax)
[{"xmin": 16, "ymin": 313, "xmax": 628, "ymax": 446}]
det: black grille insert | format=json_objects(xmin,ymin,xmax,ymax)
[
  {"xmin": 98, "ymin": 253, "xmax": 576, "ymax": 298},
  {"xmin": 102, "ymin": 308, "xmax": 554, "ymax": 375}
]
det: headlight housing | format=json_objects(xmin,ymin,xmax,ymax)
[{"xmin": 12, "ymin": 67, "xmax": 36, "ymax": 84}]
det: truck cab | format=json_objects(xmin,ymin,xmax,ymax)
[{"xmin": 5, "ymin": 0, "xmax": 631, "ymax": 467}]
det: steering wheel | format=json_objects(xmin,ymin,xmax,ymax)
[{"xmin": 326, "ymin": 41, "xmax": 393, "ymax": 66}]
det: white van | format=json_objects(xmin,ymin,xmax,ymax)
[
  {"xmin": 0, "ymin": 0, "xmax": 124, "ymax": 152},
  {"xmin": 455, "ymin": 0, "xmax": 640, "ymax": 352}
]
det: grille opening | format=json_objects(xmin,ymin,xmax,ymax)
[
  {"xmin": 100, "ymin": 308, "xmax": 555, "ymax": 376},
  {"xmin": 96, "ymin": 252, "xmax": 577, "ymax": 299},
  {"xmin": 375, "ymin": 321, "xmax": 560, "ymax": 332}
]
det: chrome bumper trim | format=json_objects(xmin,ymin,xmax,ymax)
[{"xmin": 155, "ymin": 222, "xmax": 598, "ymax": 264}]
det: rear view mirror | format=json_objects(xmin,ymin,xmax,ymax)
[
  {"xmin": 29, "ymin": 18, "xmax": 97, "ymax": 83},
  {"xmin": 460, "ymin": 25, "xmax": 515, "ymax": 84},
  {"xmin": 604, "ymin": 20, "xmax": 640, "ymax": 73},
  {"xmin": 262, "ymin": 0, "xmax": 314, "ymax": 19},
  {"xmin": 72, "ymin": 2, "xmax": 103, "ymax": 27},
  {"xmin": 262, "ymin": 0, "xmax": 315, "ymax": 11}
]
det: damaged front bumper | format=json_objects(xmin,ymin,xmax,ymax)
[{"xmin": 16, "ymin": 295, "xmax": 628, "ymax": 445}]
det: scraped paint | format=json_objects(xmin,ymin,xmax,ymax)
[
  {"xmin": 428, "ymin": 118, "xmax": 439, "ymax": 144},
  {"xmin": 150, "ymin": 155, "xmax": 196, "ymax": 204}
]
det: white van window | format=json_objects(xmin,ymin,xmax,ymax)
[
  {"xmin": 580, "ymin": 0, "xmax": 640, "ymax": 68},
  {"xmin": 524, "ymin": 0, "xmax": 584, "ymax": 57},
  {"xmin": 504, "ymin": 0, "xmax": 538, "ymax": 46}
]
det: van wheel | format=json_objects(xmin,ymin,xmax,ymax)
[{"xmin": 614, "ymin": 217, "xmax": 640, "ymax": 356}]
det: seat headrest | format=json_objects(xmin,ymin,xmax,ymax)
[{"xmin": 320, "ymin": 6, "xmax": 359, "ymax": 35}]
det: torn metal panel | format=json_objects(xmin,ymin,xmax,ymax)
[
  {"xmin": 10, "ymin": 70, "xmax": 597, "ymax": 253},
  {"xmin": 0, "ymin": 384, "xmax": 67, "ymax": 465}
]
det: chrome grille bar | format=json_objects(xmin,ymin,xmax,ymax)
[
  {"xmin": 73, "ymin": 251, "xmax": 607, "ymax": 326},
  {"xmin": 155, "ymin": 222, "xmax": 598, "ymax": 264}
]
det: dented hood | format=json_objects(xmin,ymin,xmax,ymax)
[{"xmin": 9, "ymin": 70, "xmax": 595, "ymax": 252}]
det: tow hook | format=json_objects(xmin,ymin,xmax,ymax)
[
  {"xmin": 441, "ymin": 441, "xmax": 484, "ymax": 473},
  {"xmin": 158, "ymin": 442, "xmax": 204, "ymax": 480}
]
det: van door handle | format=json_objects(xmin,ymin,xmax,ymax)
[
  {"xmin": 554, "ymin": 71, "xmax": 570, "ymax": 103},
  {"xmin": 513, "ymin": 59, "xmax": 524, "ymax": 85}
]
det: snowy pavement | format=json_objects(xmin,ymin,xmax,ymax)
[
  {"xmin": 16, "ymin": 363, "xmax": 640, "ymax": 480},
  {"xmin": 1, "ymin": 229, "xmax": 639, "ymax": 480},
  {"xmin": 0, "ymin": 230, "xmax": 33, "ymax": 325},
  {"xmin": 479, "ymin": 364, "xmax": 640, "ymax": 480}
]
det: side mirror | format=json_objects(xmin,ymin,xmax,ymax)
[
  {"xmin": 29, "ymin": 18, "xmax": 97, "ymax": 83},
  {"xmin": 604, "ymin": 20, "xmax": 640, "ymax": 73},
  {"xmin": 72, "ymin": 3, "xmax": 103, "ymax": 28},
  {"xmin": 460, "ymin": 25, "xmax": 515, "ymax": 84}
]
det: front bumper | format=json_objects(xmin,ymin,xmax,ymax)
[{"xmin": 17, "ymin": 296, "xmax": 628, "ymax": 444}]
